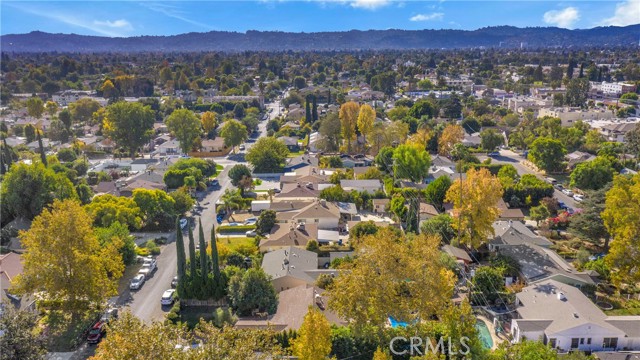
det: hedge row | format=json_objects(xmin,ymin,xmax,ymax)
[{"xmin": 217, "ymin": 225, "xmax": 257, "ymax": 233}]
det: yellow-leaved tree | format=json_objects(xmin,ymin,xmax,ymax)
[
  {"xmin": 292, "ymin": 306, "xmax": 333, "ymax": 360},
  {"xmin": 201, "ymin": 111, "xmax": 217, "ymax": 134},
  {"xmin": 14, "ymin": 199, "xmax": 124, "ymax": 313},
  {"xmin": 438, "ymin": 124, "xmax": 465, "ymax": 156},
  {"xmin": 91, "ymin": 312, "xmax": 283, "ymax": 360},
  {"xmin": 357, "ymin": 104, "xmax": 376, "ymax": 150},
  {"xmin": 601, "ymin": 173, "xmax": 640, "ymax": 286},
  {"xmin": 328, "ymin": 228, "xmax": 455, "ymax": 334},
  {"xmin": 408, "ymin": 127, "xmax": 432, "ymax": 150},
  {"xmin": 445, "ymin": 167, "xmax": 503, "ymax": 249},
  {"xmin": 339, "ymin": 101, "xmax": 359, "ymax": 154}
]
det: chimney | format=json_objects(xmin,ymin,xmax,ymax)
[
  {"xmin": 320, "ymin": 199, "xmax": 326, "ymax": 206},
  {"xmin": 557, "ymin": 292, "xmax": 566, "ymax": 301}
]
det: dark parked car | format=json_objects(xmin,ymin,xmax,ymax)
[{"xmin": 87, "ymin": 321, "xmax": 107, "ymax": 344}]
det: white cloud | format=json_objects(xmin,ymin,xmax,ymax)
[
  {"xmin": 5, "ymin": 2, "xmax": 132, "ymax": 37},
  {"xmin": 410, "ymin": 12, "xmax": 444, "ymax": 22},
  {"xmin": 349, "ymin": 0, "xmax": 391, "ymax": 10},
  {"xmin": 140, "ymin": 3, "xmax": 214, "ymax": 30},
  {"xmin": 599, "ymin": 0, "xmax": 640, "ymax": 26},
  {"xmin": 543, "ymin": 7, "xmax": 580, "ymax": 28},
  {"xmin": 93, "ymin": 19, "xmax": 133, "ymax": 30}
]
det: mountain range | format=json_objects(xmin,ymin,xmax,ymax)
[{"xmin": 2, "ymin": 25, "xmax": 639, "ymax": 52}]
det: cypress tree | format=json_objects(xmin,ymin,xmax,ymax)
[
  {"xmin": 579, "ymin": 63, "xmax": 584, "ymax": 78},
  {"xmin": 327, "ymin": 90, "xmax": 331, "ymax": 104},
  {"xmin": 312, "ymin": 95, "xmax": 318, "ymax": 122},
  {"xmin": 405, "ymin": 197, "xmax": 419, "ymax": 234},
  {"xmin": 175, "ymin": 218, "xmax": 186, "ymax": 282},
  {"xmin": 305, "ymin": 98, "xmax": 312, "ymax": 124},
  {"xmin": 0, "ymin": 146, "xmax": 5, "ymax": 175},
  {"xmin": 198, "ymin": 219, "xmax": 208, "ymax": 285},
  {"xmin": 37, "ymin": 131, "xmax": 47, "ymax": 166},
  {"xmin": 210, "ymin": 223, "xmax": 221, "ymax": 281},
  {"xmin": 3, "ymin": 139, "xmax": 12, "ymax": 169},
  {"xmin": 188, "ymin": 221, "xmax": 197, "ymax": 277}
]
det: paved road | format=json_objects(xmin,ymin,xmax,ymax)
[
  {"xmin": 123, "ymin": 101, "xmax": 278, "ymax": 323},
  {"xmin": 479, "ymin": 150, "xmax": 579, "ymax": 209}
]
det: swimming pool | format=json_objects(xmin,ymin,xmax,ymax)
[
  {"xmin": 388, "ymin": 316, "xmax": 409, "ymax": 328},
  {"xmin": 475, "ymin": 320, "xmax": 494, "ymax": 349}
]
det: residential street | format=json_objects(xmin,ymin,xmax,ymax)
[
  {"xmin": 478, "ymin": 150, "xmax": 579, "ymax": 209},
  {"xmin": 122, "ymin": 101, "xmax": 276, "ymax": 324}
]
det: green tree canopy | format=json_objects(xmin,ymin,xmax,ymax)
[
  {"xmin": 528, "ymin": 137, "xmax": 567, "ymax": 173},
  {"xmin": 85, "ymin": 194, "xmax": 143, "ymax": 230},
  {"xmin": 103, "ymin": 101, "xmax": 155, "ymax": 157},
  {"xmin": 392, "ymin": 143, "xmax": 431, "ymax": 183},
  {"xmin": 246, "ymin": 136, "xmax": 289, "ymax": 173},
  {"xmin": 132, "ymin": 189, "xmax": 177, "ymax": 230},
  {"xmin": 570, "ymin": 157, "xmax": 615, "ymax": 190},
  {"xmin": 1, "ymin": 162, "xmax": 77, "ymax": 220},
  {"xmin": 227, "ymin": 268, "xmax": 278, "ymax": 316},
  {"xmin": 219, "ymin": 119, "xmax": 248, "ymax": 151},
  {"xmin": 166, "ymin": 108, "xmax": 202, "ymax": 154}
]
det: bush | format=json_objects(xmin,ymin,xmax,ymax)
[
  {"xmin": 142, "ymin": 240, "xmax": 161, "ymax": 255},
  {"xmin": 135, "ymin": 247, "xmax": 150, "ymax": 257},
  {"xmin": 217, "ymin": 225, "xmax": 257, "ymax": 234},
  {"xmin": 165, "ymin": 300, "xmax": 181, "ymax": 324}
]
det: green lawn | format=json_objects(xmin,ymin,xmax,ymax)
[
  {"xmin": 217, "ymin": 236, "xmax": 257, "ymax": 251},
  {"xmin": 287, "ymin": 150, "xmax": 305, "ymax": 158},
  {"xmin": 216, "ymin": 164, "xmax": 224, "ymax": 171}
]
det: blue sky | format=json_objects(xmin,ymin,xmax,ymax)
[{"xmin": 1, "ymin": 1, "xmax": 638, "ymax": 37}]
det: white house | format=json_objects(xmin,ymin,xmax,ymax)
[
  {"xmin": 276, "ymin": 199, "xmax": 340, "ymax": 230},
  {"xmin": 339, "ymin": 179, "xmax": 382, "ymax": 193},
  {"xmin": 511, "ymin": 280, "xmax": 640, "ymax": 352}
]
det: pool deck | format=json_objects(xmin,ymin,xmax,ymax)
[{"xmin": 477, "ymin": 315, "xmax": 505, "ymax": 350}]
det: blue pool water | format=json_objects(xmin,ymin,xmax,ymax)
[
  {"xmin": 388, "ymin": 316, "xmax": 409, "ymax": 328},
  {"xmin": 475, "ymin": 320, "xmax": 494, "ymax": 349}
]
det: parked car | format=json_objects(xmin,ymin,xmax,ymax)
[
  {"xmin": 210, "ymin": 179, "xmax": 219, "ymax": 187},
  {"xmin": 138, "ymin": 258, "xmax": 157, "ymax": 278},
  {"xmin": 101, "ymin": 308, "xmax": 118, "ymax": 323},
  {"xmin": 487, "ymin": 152, "xmax": 500, "ymax": 157},
  {"xmin": 87, "ymin": 321, "xmax": 107, "ymax": 344},
  {"xmin": 562, "ymin": 189, "xmax": 574, "ymax": 197},
  {"xmin": 171, "ymin": 276, "xmax": 178, "ymax": 288},
  {"xmin": 130, "ymin": 274, "xmax": 145, "ymax": 290},
  {"xmin": 227, "ymin": 222, "xmax": 241, "ymax": 227},
  {"xmin": 558, "ymin": 201, "xmax": 568, "ymax": 210},
  {"xmin": 239, "ymin": 145, "xmax": 246, "ymax": 151},
  {"xmin": 244, "ymin": 217, "xmax": 258, "ymax": 225},
  {"xmin": 544, "ymin": 177, "xmax": 557, "ymax": 185},
  {"xmin": 161, "ymin": 289, "xmax": 176, "ymax": 306},
  {"xmin": 573, "ymin": 194, "xmax": 584, "ymax": 202},
  {"xmin": 272, "ymin": 187, "xmax": 281, "ymax": 193},
  {"xmin": 179, "ymin": 218, "xmax": 188, "ymax": 230},
  {"xmin": 246, "ymin": 230, "xmax": 257, "ymax": 237}
]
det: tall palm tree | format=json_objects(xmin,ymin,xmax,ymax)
[{"xmin": 221, "ymin": 189, "xmax": 243, "ymax": 221}]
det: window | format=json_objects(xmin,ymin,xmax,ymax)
[
  {"xmin": 549, "ymin": 338, "xmax": 557, "ymax": 348},
  {"xmin": 580, "ymin": 338, "xmax": 584, "ymax": 345},
  {"xmin": 602, "ymin": 338, "xmax": 618, "ymax": 349},
  {"xmin": 587, "ymin": 338, "xmax": 591, "ymax": 345},
  {"xmin": 571, "ymin": 338, "xmax": 580, "ymax": 349}
]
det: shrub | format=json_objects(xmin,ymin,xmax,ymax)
[
  {"xmin": 135, "ymin": 247, "xmax": 150, "ymax": 257},
  {"xmin": 217, "ymin": 225, "xmax": 257, "ymax": 234},
  {"xmin": 143, "ymin": 240, "xmax": 161, "ymax": 255}
]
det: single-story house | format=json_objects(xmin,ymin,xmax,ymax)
[
  {"xmin": 260, "ymin": 223, "xmax": 319, "ymax": 252},
  {"xmin": 372, "ymin": 199, "xmax": 390, "ymax": 214},
  {"xmin": 1, "ymin": 252, "xmax": 36, "ymax": 311},
  {"xmin": 274, "ymin": 182, "xmax": 321, "ymax": 200},
  {"xmin": 119, "ymin": 179, "xmax": 167, "ymax": 197},
  {"xmin": 234, "ymin": 284, "xmax": 346, "ymax": 331},
  {"xmin": 498, "ymin": 244, "xmax": 598, "ymax": 287},
  {"xmin": 511, "ymin": 280, "xmax": 640, "ymax": 352},
  {"xmin": 340, "ymin": 179, "xmax": 382, "ymax": 193},
  {"xmin": 442, "ymin": 245, "xmax": 472, "ymax": 265},
  {"xmin": 276, "ymin": 199, "xmax": 341, "ymax": 230},
  {"xmin": 157, "ymin": 139, "xmax": 181, "ymax": 155},
  {"xmin": 419, "ymin": 203, "xmax": 440, "ymax": 221},
  {"xmin": 278, "ymin": 136, "xmax": 300, "ymax": 152},
  {"xmin": 490, "ymin": 220, "xmax": 553, "ymax": 250},
  {"xmin": 201, "ymin": 137, "xmax": 226, "ymax": 152},
  {"xmin": 129, "ymin": 158, "xmax": 159, "ymax": 173},
  {"xmin": 497, "ymin": 199, "xmax": 525, "ymax": 221},
  {"xmin": 261, "ymin": 247, "xmax": 337, "ymax": 292},
  {"xmin": 340, "ymin": 155, "xmax": 373, "ymax": 168},
  {"xmin": 566, "ymin": 151, "xmax": 596, "ymax": 169}
]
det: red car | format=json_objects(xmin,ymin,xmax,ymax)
[{"xmin": 87, "ymin": 321, "xmax": 106, "ymax": 344}]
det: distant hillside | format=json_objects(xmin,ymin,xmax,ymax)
[{"xmin": 2, "ymin": 25, "xmax": 639, "ymax": 52}]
